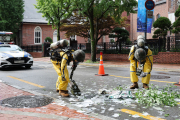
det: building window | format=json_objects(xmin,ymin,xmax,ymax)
[
  {"xmin": 70, "ymin": 35, "xmax": 76, "ymax": 41},
  {"xmin": 171, "ymin": 0, "xmax": 174, "ymax": 7},
  {"xmin": 34, "ymin": 26, "xmax": 42, "ymax": 44}
]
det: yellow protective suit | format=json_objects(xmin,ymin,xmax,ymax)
[
  {"xmin": 51, "ymin": 51, "xmax": 73, "ymax": 91},
  {"xmin": 128, "ymin": 45, "xmax": 153, "ymax": 84}
]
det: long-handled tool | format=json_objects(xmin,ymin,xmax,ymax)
[{"xmin": 69, "ymin": 69, "xmax": 81, "ymax": 96}]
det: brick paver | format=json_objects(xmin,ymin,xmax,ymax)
[{"xmin": 0, "ymin": 82, "xmax": 100, "ymax": 120}]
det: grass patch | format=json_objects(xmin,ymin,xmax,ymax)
[{"xmin": 85, "ymin": 59, "xmax": 99, "ymax": 63}]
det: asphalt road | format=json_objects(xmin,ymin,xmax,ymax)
[{"xmin": 0, "ymin": 61, "xmax": 180, "ymax": 120}]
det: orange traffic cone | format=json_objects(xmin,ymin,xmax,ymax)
[
  {"xmin": 95, "ymin": 52, "xmax": 108, "ymax": 76},
  {"xmin": 174, "ymin": 80, "xmax": 180, "ymax": 86}
]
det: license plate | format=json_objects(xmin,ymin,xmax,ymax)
[{"xmin": 14, "ymin": 60, "xmax": 24, "ymax": 63}]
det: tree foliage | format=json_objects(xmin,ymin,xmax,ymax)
[
  {"xmin": 0, "ymin": 0, "xmax": 24, "ymax": 43},
  {"xmin": 172, "ymin": 6, "xmax": 180, "ymax": 34},
  {"xmin": 153, "ymin": 17, "xmax": 172, "ymax": 38},
  {"xmin": 35, "ymin": 0, "xmax": 73, "ymax": 41},
  {"xmin": 110, "ymin": 27, "xmax": 129, "ymax": 53},
  {"xmin": 153, "ymin": 17, "xmax": 172, "ymax": 50},
  {"xmin": 72, "ymin": 0, "xmax": 137, "ymax": 61},
  {"xmin": 111, "ymin": 27, "xmax": 129, "ymax": 41},
  {"xmin": 60, "ymin": 14, "xmax": 129, "ymax": 44}
]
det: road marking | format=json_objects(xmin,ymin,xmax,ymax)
[
  {"xmin": 150, "ymin": 80, "xmax": 176, "ymax": 83},
  {"xmin": 110, "ymin": 75, "xmax": 176, "ymax": 84},
  {"xmin": 110, "ymin": 75, "xmax": 130, "ymax": 78},
  {"xmin": 7, "ymin": 76, "xmax": 45, "ymax": 88},
  {"xmin": 121, "ymin": 109, "xmax": 166, "ymax": 120}
]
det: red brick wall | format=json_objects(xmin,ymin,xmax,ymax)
[
  {"xmin": 85, "ymin": 52, "xmax": 180, "ymax": 64},
  {"xmin": 29, "ymin": 52, "xmax": 43, "ymax": 58},
  {"xmin": 153, "ymin": 52, "xmax": 180, "ymax": 64}
]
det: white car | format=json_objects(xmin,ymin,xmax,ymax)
[{"xmin": 0, "ymin": 44, "xmax": 33, "ymax": 68}]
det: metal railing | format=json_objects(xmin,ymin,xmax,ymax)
[{"xmin": 21, "ymin": 45, "xmax": 42, "ymax": 52}]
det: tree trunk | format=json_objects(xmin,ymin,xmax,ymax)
[
  {"xmin": 90, "ymin": 17, "xmax": 96, "ymax": 62},
  {"xmin": 57, "ymin": 22, "xmax": 60, "ymax": 41}
]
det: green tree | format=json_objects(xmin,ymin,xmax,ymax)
[
  {"xmin": 72, "ymin": 0, "xmax": 137, "ymax": 62},
  {"xmin": 35, "ymin": 0, "xmax": 73, "ymax": 41},
  {"xmin": 60, "ymin": 15, "xmax": 129, "ymax": 43},
  {"xmin": 172, "ymin": 6, "xmax": 180, "ymax": 34},
  {"xmin": 0, "ymin": 0, "xmax": 24, "ymax": 45},
  {"xmin": 110, "ymin": 27, "xmax": 129, "ymax": 53},
  {"xmin": 152, "ymin": 17, "xmax": 172, "ymax": 50}
]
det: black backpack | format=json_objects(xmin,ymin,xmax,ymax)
[{"xmin": 50, "ymin": 47, "xmax": 73, "ymax": 65}]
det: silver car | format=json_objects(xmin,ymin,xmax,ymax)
[{"xmin": 0, "ymin": 44, "xmax": 33, "ymax": 68}]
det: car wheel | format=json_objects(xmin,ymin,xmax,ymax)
[{"xmin": 25, "ymin": 65, "xmax": 31, "ymax": 69}]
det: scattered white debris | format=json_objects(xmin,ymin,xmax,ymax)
[
  {"xmin": 98, "ymin": 89, "xmax": 111, "ymax": 94},
  {"xmin": 36, "ymin": 109, "xmax": 41, "ymax": 111},
  {"xmin": 77, "ymin": 110, "xmax": 86, "ymax": 113},
  {"xmin": 153, "ymin": 107, "xmax": 163, "ymax": 111},
  {"xmin": 101, "ymin": 106, "xmax": 106, "ymax": 109},
  {"xmin": 112, "ymin": 113, "xmax": 119, "ymax": 117},
  {"xmin": 175, "ymin": 98, "xmax": 180, "ymax": 102},
  {"xmin": 142, "ymin": 112, "xmax": 150, "ymax": 116},
  {"xmin": 56, "ymin": 101, "xmax": 66, "ymax": 106},
  {"xmin": 69, "ymin": 98, "xmax": 78, "ymax": 102},
  {"xmin": 132, "ymin": 114, "xmax": 140, "ymax": 118},
  {"xmin": 100, "ymin": 109, "xmax": 105, "ymax": 113},
  {"xmin": 108, "ymin": 107, "xmax": 114, "ymax": 111}
]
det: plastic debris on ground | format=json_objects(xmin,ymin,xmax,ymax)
[{"xmin": 108, "ymin": 90, "xmax": 135, "ymax": 99}]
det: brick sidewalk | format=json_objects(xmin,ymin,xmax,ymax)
[{"xmin": 0, "ymin": 82, "xmax": 100, "ymax": 120}]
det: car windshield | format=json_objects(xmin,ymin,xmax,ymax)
[{"xmin": 0, "ymin": 45, "xmax": 23, "ymax": 52}]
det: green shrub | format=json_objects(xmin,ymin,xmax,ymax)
[{"xmin": 45, "ymin": 37, "xmax": 53, "ymax": 43}]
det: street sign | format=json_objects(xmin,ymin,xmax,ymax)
[
  {"xmin": 147, "ymin": 11, "xmax": 153, "ymax": 18},
  {"xmin": 145, "ymin": 0, "xmax": 155, "ymax": 10}
]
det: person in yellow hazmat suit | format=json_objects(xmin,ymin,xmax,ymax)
[
  {"xmin": 128, "ymin": 35, "xmax": 153, "ymax": 89},
  {"xmin": 50, "ymin": 40, "xmax": 85, "ymax": 97}
]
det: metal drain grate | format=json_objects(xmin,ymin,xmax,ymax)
[
  {"xmin": 151, "ymin": 75, "xmax": 170, "ymax": 79},
  {"xmin": 0, "ymin": 95, "xmax": 53, "ymax": 108}
]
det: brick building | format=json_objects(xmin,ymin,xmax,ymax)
[
  {"xmin": 21, "ymin": 0, "xmax": 130, "ymax": 46},
  {"xmin": 130, "ymin": 0, "xmax": 179, "ymax": 42}
]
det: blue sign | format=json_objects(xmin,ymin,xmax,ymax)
[
  {"xmin": 137, "ymin": 0, "xmax": 147, "ymax": 32},
  {"xmin": 145, "ymin": 0, "xmax": 155, "ymax": 10},
  {"xmin": 137, "ymin": 0, "xmax": 154, "ymax": 33}
]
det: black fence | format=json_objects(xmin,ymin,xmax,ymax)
[
  {"xmin": 167, "ymin": 36, "xmax": 180, "ymax": 52},
  {"xmin": 20, "ymin": 36, "xmax": 180, "ymax": 57},
  {"xmin": 21, "ymin": 45, "xmax": 42, "ymax": 52},
  {"xmin": 77, "ymin": 36, "xmax": 180, "ymax": 55}
]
